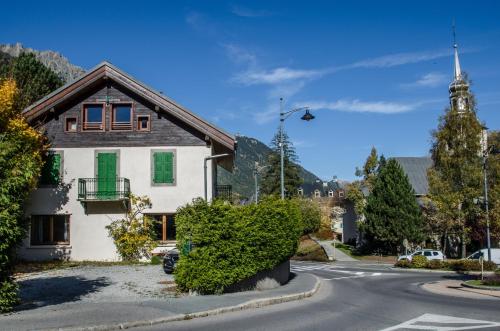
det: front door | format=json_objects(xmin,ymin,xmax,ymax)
[{"xmin": 97, "ymin": 153, "xmax": 117, "ymax": 199}]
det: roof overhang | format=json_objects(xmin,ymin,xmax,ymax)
[{"xmin": 22, "ymin": 62, "xmax": 235, "ymax": 151}]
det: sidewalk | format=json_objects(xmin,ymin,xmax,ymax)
[
  {"xmin": 422, "ymin": 279, "xmax": 500, "ymax": 300},
  {"xmin": 310, "ymin": 237, "xmax": 358, "ymax": 262},
  {"xmin": 0, "ymin": 273, "xmax": 319, "ymax": 331}
]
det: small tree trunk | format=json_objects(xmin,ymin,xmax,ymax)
[{"xmin": 461, "ymin": 225, "xmax": 466, "ymax": 259}]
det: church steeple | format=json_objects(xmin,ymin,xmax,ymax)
[
  {"xmin": 449, "ymin": 33, "xmax": 470, "ymax": 115},
  {"xmin": 453, "ymin": 43, "xmax": 462, "ymax": 81}
]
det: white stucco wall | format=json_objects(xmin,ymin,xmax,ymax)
[{"xmin": 19, "ymin": 145, "xmax": 213, "ymax": 261}]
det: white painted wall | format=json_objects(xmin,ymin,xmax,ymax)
[{"xmin": 19, "ymin": 145, "xmax": 213, "ymax": 261}]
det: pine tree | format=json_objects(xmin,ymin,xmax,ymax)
[
  {"xmin": 427, "ymin": 74, "xmax": 483, "ymax": 258},
  {"xmin": 363, "ymin": 159, "xmax": 424, "ymax": 254},
  {"xmin": 0, "ymin": 52, "xmax": 63, "ymax": 110},
  {"xmin": 260, "ymin": 128, "xmax": 302, "ymax": 197}
]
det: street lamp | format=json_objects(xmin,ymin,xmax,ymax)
[
  {"xmin": 481, "ymin": 126, "xmax": 499, "ymax": 262},
  {"xmin": 279, "ymin": 97, "xmax": 315, "ymax": 199}
]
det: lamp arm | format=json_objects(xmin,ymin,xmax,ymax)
[{"xmin": 280, "ymin": 107, "xmax": 309, "ymax": 120}]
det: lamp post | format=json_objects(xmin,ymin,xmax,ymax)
[
  {"xmin": 481, "ymin": 126, "xmax": 499, "ymax": 262},
  {"xmin": 279, "ymin": 97, "xmax": 315, "ymax": 199},
  {"xmin": 253, "ymin": 162, "xmax": 269, "ymax": 203}
]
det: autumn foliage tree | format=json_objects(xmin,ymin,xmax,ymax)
[{"xmin": 0, "ymin": 79, "xmax": 46, "ymax": 312}]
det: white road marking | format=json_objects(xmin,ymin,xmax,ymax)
[
  {"xmin": 380, "ymin": 313, "xmax": 500, "ymax": 330},
  {"xmin": 372, "ymin": 272, "xmax": 382, "ymax": 276}
]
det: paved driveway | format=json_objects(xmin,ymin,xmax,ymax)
[{"xmin": 16, "ymin": 264, "xmax": 175, "ymax": 310}]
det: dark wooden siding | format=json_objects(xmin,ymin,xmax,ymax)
[{"xmin": 42, "ymin": 81, "xmax": 207, "ymax": 148}]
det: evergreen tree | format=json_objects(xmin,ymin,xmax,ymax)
[
  {"xmin": 260, "ymin": 128, "xmax": 302, "ymax": 197},
  {"xmin": 0, "ymin": 52, "xmax": 63, "ymax": 110},
  {"xmin": 363, "ymin": 159, "xmax": 424, "ymax": 254},
  {"xmin": 427, "ymin": 74, "xmax": 483, "ymax": 258}
]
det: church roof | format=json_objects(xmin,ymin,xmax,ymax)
[{"xmin": 393, "ymin": 157, "xmax": 433, "ymax": 196}]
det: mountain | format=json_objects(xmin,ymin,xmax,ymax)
[
  {"xmin": 1, "ymin": 44, "xmax": 341, "ymax": 197},
  {"xmin": 0, "ymin": 43, "xmax": 85, "ymax": 82},
  {"xmin": 218, "ymin": 135, "xmax": 339, "ymax": 199}
]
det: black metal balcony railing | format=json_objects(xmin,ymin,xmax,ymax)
[
  {"xmin": 78, "ymin": 177, "xmax": 130, "ymax": 201},
  {"xmin": 215, "ymin": 184, "xmax": 232, "ymax": 201}
]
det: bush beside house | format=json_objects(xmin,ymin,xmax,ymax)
[{"xmin": 174, "ymin": 197, "xmax": 302, "ymax": 294}]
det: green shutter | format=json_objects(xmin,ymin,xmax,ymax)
[
  {"xmin": 97, "ymin": 153, "xmax": 117, "ymax": 199},
  {"xmin": 154, "ymin": 152, "xmax": 174, "ymax": 184},
  {"xmin": 40, "ymin": 153, "xmax": 61, "ymax": 185}
]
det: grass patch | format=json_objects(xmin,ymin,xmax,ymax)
[
  {"xmin": 465, "ymin": 279, "xmax": 500, "ymax": 287},
  {"xmin": 14, "ymin": 260, "xmax": 149, "ymax": 276},
  {"xmin": 293, "ymin": 236, "xmax": 329, "ymax": 262}
]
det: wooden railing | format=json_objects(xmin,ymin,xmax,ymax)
[
  {"xmin": 111, "ymin": 121, "xmax": 132, "ymax": 131},
  {"xmin": 82, "ymin": 122, "xmax": 103, "ymax": 130}
]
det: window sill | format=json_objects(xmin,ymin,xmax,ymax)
[{"xmin": 28, "ymin": 245, "xmax": 71, "ymax": 249}]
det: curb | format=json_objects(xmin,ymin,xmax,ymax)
[
  {"xmin": 41, "ymin": 275, "xmax": 321, "ymax": 331},
  {"xmin": 390, "ymin": 267, "xmax": 497, "ymax": 275},
  {"xmin": 461, "ymin": 281, "xmax": 500, "ymax": 291}
]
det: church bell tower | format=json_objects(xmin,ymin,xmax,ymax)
[{"xmin": 449, "ymin": 40, "xmax": 470, "ymax": 114}]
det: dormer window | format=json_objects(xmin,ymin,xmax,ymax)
[
  {"xmin": 111, "ymin": 104, "xmax": 133, "ymax": 131},
  {"xmin": 82, "ymin": 104, "xmax": 104, "ymax": 131}
]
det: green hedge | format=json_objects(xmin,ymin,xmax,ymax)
[
  {"xmin": 394, "ymin": 258, "xmax": 498, "ymax": 272},
  {"xmin": 174, "ymin": 197, "xmax": 302, "ymax": 294}
]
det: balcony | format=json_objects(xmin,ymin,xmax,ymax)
[
  {"xmin": 215, "ymin": 185, "xmax": 232, "ymax": 201},
  {"xmin": 78, "ymin": 177, "xmax": 130, "ymax": 201}
]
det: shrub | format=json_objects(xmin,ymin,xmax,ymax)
[
  {"xmin": 426, "ymin": 259, "xmax": 443, "ymax": 269},
  {"xmin": 150, "ymin": 255, "xmax": 162, "ymax": 265},
  {"xmin": 294, "ymin": 236, "xmax": 329, "ymax": 262},
  {"xmin": 174, "ymin": 197, "xmax": 302, "ymax": 294},
  {"xmin": 445, "ymin": 259, "xmax": 497, "ymax": 272},
  {"xmin": 482, "ymin": 275, "xmax": 500, "ymax": 286},
  {"xmin": 296, "ymin": 198, "xmax": 321, "ymax": 235},
  {"xmin": 394, "ymin": 259, "xmax": 411, "ymax": 268},
  {"xmin": 411, "ymin": 255, "xmax": 428, "ymax": 268},
  {"xmin": 106, "ymin": 195, "xmax": 157, "ymax": 261}
]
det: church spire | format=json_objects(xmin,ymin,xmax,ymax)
[
  {"xmin": 453, "ymin": 43, "xmax": 462, "ymax": 81},
  {"xmin": 449, "ymin": 24, "xmax": 470, "ymax": 114}
]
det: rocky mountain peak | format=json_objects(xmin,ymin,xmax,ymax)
[{"xmin": 0, "ymin": 42, "xmax": 86, "ymax": 82}]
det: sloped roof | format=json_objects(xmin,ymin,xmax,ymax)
[
  {"xmin": 22, "ymin": 61, "xmax": 235, "ymax": 151},
  {"xmin": 393, "ymin": 157, "xmax": 433, "ymax": 196}
]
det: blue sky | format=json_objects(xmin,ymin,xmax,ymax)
[{"xmin": 2, "ymin": 1, "xmax": 500, "ymax": 180}]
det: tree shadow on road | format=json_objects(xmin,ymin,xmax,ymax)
[{"xmin": 16, "ymin": 276, "xmax": 111, "ymax": 311}]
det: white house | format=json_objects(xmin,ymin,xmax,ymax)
[{"xmin": 18, "ymin": 62, "xmax": 235, "ymax": 261}]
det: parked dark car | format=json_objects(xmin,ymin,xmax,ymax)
[{"xmin": 163, "ymin": 249, "xmax": 179, "ymax": 274}]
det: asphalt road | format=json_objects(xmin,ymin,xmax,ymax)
[{"xmin": 135, "ymin": 261, "xmax": 500, "ymax": 331}]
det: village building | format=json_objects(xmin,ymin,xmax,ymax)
[{"xmin": 19, "ymin": 62, "xmax": 235, "ymax": 261}]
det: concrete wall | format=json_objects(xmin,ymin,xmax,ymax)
[{"xmin": 19, "ymin": 145, "xmax": 213, "ymax": 261}]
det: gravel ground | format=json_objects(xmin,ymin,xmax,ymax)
[{"xmin": 16, "ymin": 264, "xmax": 175, "ymax": 309}]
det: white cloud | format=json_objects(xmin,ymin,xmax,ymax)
[
  {"xmin": 403, "ymin": 72, "xmax": 448, "ymax": 88},
  {"xmin": 348, "ymin": 49, "xmax": 451, "ymax": 69},
  {"xmin": 233, "ymin": 67, "xmax": 326, "ymax": 85},
  {"xmin": 222, "ymin": 44, "xmax": 257, "ymax": 67},
  {"xmin": 230, "ymin": 5, "xmax": 272, "ymax": 18},
  {"xmin": 303, "ymin": 99, "xmax": 419, "ymax": 114}
]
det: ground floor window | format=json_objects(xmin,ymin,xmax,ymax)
[
  {"xmin": 148, "ymin": 214, "xmax": 176, "ymax": 241},
  {"xmin": 30, "ymin": 215, "xmax": 70, "ymax": 245}
]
